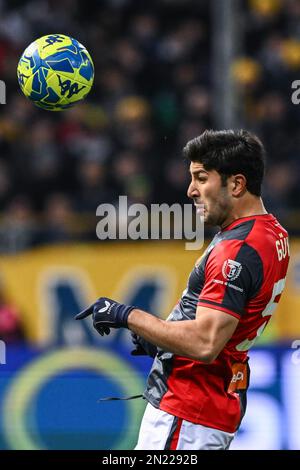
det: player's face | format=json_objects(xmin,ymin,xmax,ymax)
[{"xmin": 187, "ymin": 162, "xmax": 233, "ymax": 226}]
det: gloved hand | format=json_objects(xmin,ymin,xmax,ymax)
[
  {"xmin": 131, "ymin": 332, "xmax": 158, "ymax": 358},
  {"xmin": 75, "ymin": 297, "xmax": 136, "ymax": 336}
]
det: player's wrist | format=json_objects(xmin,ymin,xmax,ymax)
[
  {"xmin": 126, "ymin": 307, "xmax": 138, "ymax": 328},
  {"xmin": 126, "ymin": 308, "xmax": 139, "ymax": 329},
  {"xmin": 115, "ymin": 303, "xmax": 136, "ymax": 328}
]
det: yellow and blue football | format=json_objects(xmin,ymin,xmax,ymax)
[{"xmin": 17, "ymin": 34, "xmax": 94, "ymax": 111}]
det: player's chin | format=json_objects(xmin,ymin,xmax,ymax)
[{"xmin": 203, "ymin": 212, "xmax": 218, "ymax": 226}]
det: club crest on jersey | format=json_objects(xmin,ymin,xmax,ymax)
[{"xmin": 222, "ymin": 259, "xmax": 242, "ymax": 281}]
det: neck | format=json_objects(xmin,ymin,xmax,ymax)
[{"xmin": 221, "ymin": 197, "xmax": 268, "ymax": 229}]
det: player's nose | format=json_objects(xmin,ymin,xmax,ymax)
[{"xmin": 187, "ymin": 181, "xmax": 200, "ymax": 200}]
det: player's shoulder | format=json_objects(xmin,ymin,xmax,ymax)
[
  {"xmin": 210, "ymin": 214, "xmax": 286, "ymax": 260},
  {"xmin": 245, "ymin": 214, "xmax": 288, "ymax": 254},
  {"xmin": 220, "ymin": 214, "xmax": 287, "ymax": 241}
]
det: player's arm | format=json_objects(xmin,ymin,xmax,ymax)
[
  {"xmin": 76, "ymin": 241, "xmax": 262, "ymax": 362},
  {"xmin": 76, "ymin": 296, "xmax": 238, "ymax": 363},
  {"xmin": 127, "ymin": 306, "xmax": 238, "ymax": 363}
]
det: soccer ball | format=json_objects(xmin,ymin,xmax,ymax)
[{"xmin": 17, "ymin": 34, "xmax": 94, "ymax": 111}]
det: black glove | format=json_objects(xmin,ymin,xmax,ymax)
[
  {"xmin": 75, "ymin": 297, "xmax": 136, "ymax": 336},
  {"xmin": 131, "ymin": 332, "xmax": 158, "ymax": 358}
]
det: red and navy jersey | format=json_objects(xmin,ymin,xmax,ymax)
[{"xmin": 144, "ymin": 214, "xmax": 290, "ymax": 433}]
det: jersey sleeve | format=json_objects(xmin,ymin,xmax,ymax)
[{"xmin": 198, "ymin": 240, "xmax": 263, "ymax": 318}]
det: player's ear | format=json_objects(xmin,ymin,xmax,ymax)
[{"xmin": 231, "ymin": 174, "xmax": 247, "ymax": 197}]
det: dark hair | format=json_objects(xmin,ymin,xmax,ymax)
[{"xmin": 183, "ymin": 129, "xmax": 266, "ymax": 196}]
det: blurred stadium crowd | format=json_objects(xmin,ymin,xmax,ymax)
[{"xmin": 0, "ymin": 0, "xmax": 299, "ymax": 253}]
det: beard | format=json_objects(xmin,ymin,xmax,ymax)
[
  {"xmin": 204, "ymin": 190, "xmax": 232, "ymax": 227},
  {"xmin": 203, "ymin": 210, "xmax": 225, "ymax": 227}
]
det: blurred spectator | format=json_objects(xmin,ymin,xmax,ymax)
[
  {"xmin": 74, "ymin": 160, "xmax": 116, "ymax": 213},
  {"xmin": 40, "ymin": 193, "xmax": 76, "ymax": 244},
  {"xmin": 0, "ymin": 161, "xmax": 12, "ymax": 210},
  {"xmin": 0, "ymin": 281, "xmax": 25, "ymax": 343},
  {"xmin": 0, "ymin": 196, "xmax": 39, "ymax": 253},
  {"xmin": 0, "ymin": 0, "xmax": 299, "ymax": 250},
  {"xmin": 250, "ymin": 0, "xmax": 283, "ymax": 18},
  {"xmin": 232, "ymin": 58, "xmax": 262, "ymax": 91}
]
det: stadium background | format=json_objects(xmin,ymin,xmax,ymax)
[{"xmin": 0, "ymin": 0, "xmax": 299, "ymax": 450}]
